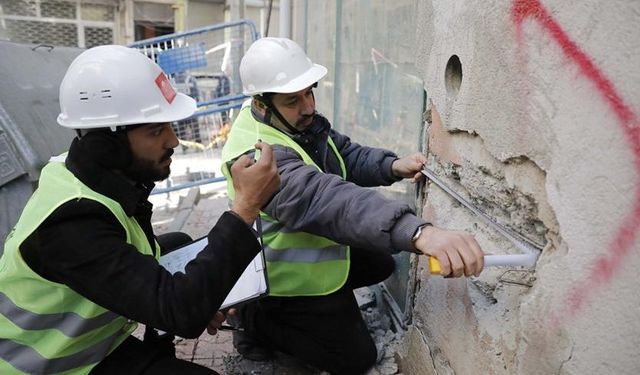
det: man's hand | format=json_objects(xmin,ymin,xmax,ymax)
[
  {"xmin": 231, "ymin": 142, "xmax": 280, "ymax": 225},
  {"xmin": 391, "ymin": 152, "xmax": 427, "ymax": 182},
  {"xmin": 206, "ymin": 311, "xmax": 226, "ymax": 335},
  {"xmin": 414, "ymin": 226, "xmax": 484, "ymax": 277}
]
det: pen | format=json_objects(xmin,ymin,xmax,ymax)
[{"xmin": 218, "ymin": 325, "xmax": 245, "ymax": 332}]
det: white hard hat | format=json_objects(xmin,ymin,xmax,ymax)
[
  {"xmin": 57, "ymin": 45, "xmax": 196, "ymax": 129},
  {"xmin": 240, "ymin": 37, "xmax": 327, "ymax": 96}
]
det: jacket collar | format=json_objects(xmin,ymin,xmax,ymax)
[{"xmin": 65, "ymin": 137, "xmax": 154, "ymax": 217}]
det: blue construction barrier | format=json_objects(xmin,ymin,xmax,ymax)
[{"xmin": 157, "ymin": 43, "xmax": 207, "ymax": 75}]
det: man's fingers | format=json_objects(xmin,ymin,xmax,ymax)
[
  {"xmin": 213, "ymin": 311, "xmax": 225, "ymax": 323},
  {"xmin": 233, "ymin": 155, "xmax": 254, "ymax": 170},
  {"xmin": 417, "ymin": 227, "xmax": 486, "ymax": 278},
  {"xmin": 463, "ymin": 235, "xmax": 484, "ymax": 276},
  {"xmin": 412, "ymin": 153, "xmax": 426, "ymax": 167},
  {"xmin": 254, "ymin": 141, "xmax": 274, "ymax": 165},
  {"xmin": 207, "ymin": 320, "xmax": 221, "ymax": 335},
  {"xmin": 432, "ymin": 250, "xmax": 451, "ymax": 276},
  {"xmin": 458, "ymin": 245, "xmax": 478, "ymax": 277},
  {"xmin": 447, "ymin": 250, "xmax": 464, "ymax": 278}
]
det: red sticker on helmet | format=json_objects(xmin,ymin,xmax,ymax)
[{"xmin": 155, "ymin": 73, "xmax": 176, "ymax": 104}]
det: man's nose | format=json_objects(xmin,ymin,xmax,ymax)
[
  {"xmin": 165, "ymin": 123, "xmax": 179, "ymax": 148},
  {"xmin": 301, "ymin": 95, "xmax": 315, "ymax": 115}
]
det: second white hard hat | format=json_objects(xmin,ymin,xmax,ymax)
[
  {"xmin": 57, "ymin": 45, "xmax": 196, "ymax": 130},
  {"xmin": 240, "ymin": 37, "xmax": 327, "ymax": 96}
]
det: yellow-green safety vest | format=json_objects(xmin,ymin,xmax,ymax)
[
  {"xmin": 221, "ymin": 106, "xmax": 350, "ymax": 297},
  {"xmin": 0, "ymin": 158, "xmax": 159, "ymax": 374}
]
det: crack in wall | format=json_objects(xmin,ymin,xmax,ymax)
[{"xmin": 557, "ymin": 342, "xmax": 575, "ymax": 374}]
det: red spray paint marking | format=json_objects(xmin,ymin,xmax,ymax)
[{"xmin": 512, "ymin": 0, "xmax": 640, "ymax": 324}]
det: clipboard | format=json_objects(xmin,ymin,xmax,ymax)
[{"xmin": 158, "ymin": 220, "xmax": 269, "ymax": 309}]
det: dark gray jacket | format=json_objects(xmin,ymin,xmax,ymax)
[{"xmin": 252, "ymin": 113, "xmax": 427, "ymax": 254}]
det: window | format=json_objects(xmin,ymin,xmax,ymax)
[{"xmin": 0, "ymin": 0, "xmax": 116, "ymax": 48}]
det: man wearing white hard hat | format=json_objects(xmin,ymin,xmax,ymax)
[
  {"xmin": 221, "ymin": 37, "xmax": 484, "ymax": 374},
  {"xmin": 0, "ymin": 45, "xmax": 279, "ymax": 374}
]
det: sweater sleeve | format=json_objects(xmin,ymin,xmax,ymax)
[
  {"xmin": 263, "ymin": 146, "xmax": 427, "ymax": 254},
  {"xmin": 20, "ymin": 200, "xmax": 260, "ymax": 338}
]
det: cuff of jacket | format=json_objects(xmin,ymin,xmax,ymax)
[
  {"xmin": 390, "ymin": 213, "xmax": 430, "ymax": 253},
  {"xmin": 225, "ymin": 210, "xmax": 261, "ymax": 239},
  {"xmin": 382, "ymin": 155, "xmax": 403, "ymax": 185}
]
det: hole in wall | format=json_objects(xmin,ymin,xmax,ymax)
[{"xmin": 445, "ymin": 55, "xmax": 463, "ymax": 97}]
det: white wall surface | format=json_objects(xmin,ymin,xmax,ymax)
[
  {"xmin": 409, "ymin": 0, "xmax": 640, "ymax": 373},
  {"xmin": 187, "ymin": 1, "xmax": 225, "ymax": 30}
]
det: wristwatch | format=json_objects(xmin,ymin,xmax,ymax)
[{"xmin": 412, "ymin": 224, "xmax": 429, "ymax": 243}]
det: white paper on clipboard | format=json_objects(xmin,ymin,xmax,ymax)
[{"xmin": 158, "ymin": 227, "xmax": 268, "ymax": 309}]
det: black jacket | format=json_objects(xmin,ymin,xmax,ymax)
[{"xmin": 20, "ymin": 138, "xmax": 260, "ymax": 338}]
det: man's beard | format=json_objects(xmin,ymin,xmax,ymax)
[
  {"xmin": 123, "ymin": 149, "xmax": 173, "ymax": 183},
  {"xmin": 294, "ymin": 112, "xmax": 316, "ymax": 130}
]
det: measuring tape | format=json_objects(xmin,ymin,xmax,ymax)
[{"xmin": 420, "ymin": 167, "xmax": 543, "ymax": 274}]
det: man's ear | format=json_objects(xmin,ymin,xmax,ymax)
[{"xmin": 254, "ymin": 97, "xmax": 268, "ymax": 111}]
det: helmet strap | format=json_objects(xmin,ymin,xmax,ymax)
[{"xmin": 257, "ymin": 95, "xmax": 301, "ymax": 135}]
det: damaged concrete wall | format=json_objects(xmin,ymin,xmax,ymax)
[{"xmin": 403, "ymin": 0, "xmax": 640, "ymax": 374}]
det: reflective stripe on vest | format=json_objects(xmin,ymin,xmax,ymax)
[
  {"xmin": 260, "ymin": 219, "xmax": 347, "ymax": 262},
  {"xmin": 221, "ymin": 106, "xmax": 350, "ymax": 297},
  {"xmin": 0, "ymin": 292, "xmax": 120, "ymax": 337},
  {"xmin": 264, "ymin": 245, "xmax": 348, "ymax": 263},
  {"xmin": 0, "ymin": 160, "xmax": 153, "ymax": 374},
  {"xmin": 0, "ymin": 333, "xmax": 119, "ymax": 374}
]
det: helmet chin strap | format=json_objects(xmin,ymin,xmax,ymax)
[
  {"xmin": 258, "ymin": 85, "xmax": 318, "ymax": 136},
  {"xmin": 260, "ymin": 96, "xmax": 301, "ymax": 135}
]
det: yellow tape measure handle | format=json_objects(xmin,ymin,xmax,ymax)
[{"xmin": 428, "ymin": 257, "xmax": 442, "ymax": 275}]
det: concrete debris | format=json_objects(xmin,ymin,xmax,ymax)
[
  {"xmin": 360, "ymin": 287, "xmax": 403, "ymax": 375},
  {"xmin": 354, "ymin": 287, "xmax": 377, "ymax": 309},
  {"xmin": 223, "ymin": 350, "xmax": 329, "ymax": 375},
  {"xmin": 223, "ymin": 355, "xmax": 273, "ymax": 374},
  {"xmin": 363, "ymin": 306, "xmax": 392, "ymax": 332}
]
